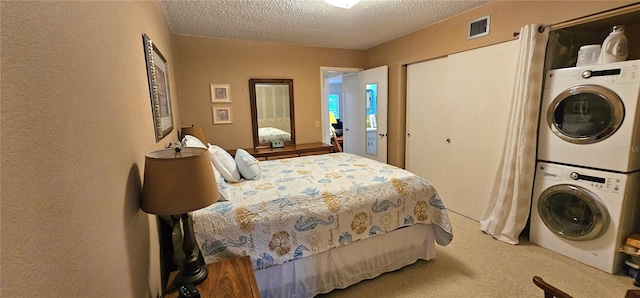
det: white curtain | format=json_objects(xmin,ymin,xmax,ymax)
[{"xmin": 480, "ymin": 24, "xmax": 549, "ymax": 245}]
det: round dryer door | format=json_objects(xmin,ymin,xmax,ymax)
[
  {"xmin": 547, "ymin": 84, "xmax": 624, "ymax": 144},
  {"xmin": 537, "ymin": 184, "xmax": 610, "ymax": 241}
]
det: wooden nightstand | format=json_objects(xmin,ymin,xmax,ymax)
[{"xmin": 165, "ymin": 256, "xmax": 260, "ymax": 298}]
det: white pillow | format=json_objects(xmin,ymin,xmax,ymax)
[
  {"xmin": 207, "ymin": 144, "xmax": 241, "ymax": 183},
  {"xmin": 181, "ymin": 135, "xmax": 207, "ymax": 149},
  {"xmin": 210, "ymin": 165, "xmax": 228, "ymax": 201},
  {"xmin": 235, "ymin": 149, "xmax": 262, "ymax": 180}
]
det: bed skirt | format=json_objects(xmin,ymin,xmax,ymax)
[{"xmin": 254, "ymin": 224, "xmax": 436, "ymax": 298}]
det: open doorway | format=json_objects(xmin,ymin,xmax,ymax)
[{"xmin": 320, "ymin": 67, "xmax": 361, "ymax": 151}]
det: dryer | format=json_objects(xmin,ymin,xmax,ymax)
[
  {"xmin": 530, "ymin": 161, "xmax": 640, "ymax": 274},
  {"xmin": 537, "ymin": 60, "xmax": 640, "ymax": 173}
]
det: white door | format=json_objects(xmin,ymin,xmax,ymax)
[
  {"xmin": 343, "ymin": 73, "xmax": 362, "ymax": 155},
  {"xmin": 320, "ymin": 67, "xmax": 362, "ymax": 145},
  {"xmin": 406, "ymin": 57, "xmax": 449, "ymax": 196},
  {"xmin": 322, "ymin": 75, "xmax": 332, "ymax": 144},
  {"xmin": 344, "ymin": 65, "xmax": 388, "ymax": 163},
  {"xmin": 360, "ymin": 65, "xmax": 388, "ymax": 163},
  {"xmin": 444, "ymin": 40, "xmax": 518, "ymax": 220},
  {"xmin": 405, "ymin": 40, "xmax": 518, "ymax": 221}
]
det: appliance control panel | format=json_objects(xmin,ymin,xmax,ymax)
[
  {"xmin": 545, "ymin": 59, "xmax": 640, "ymax": 87},
  {"xmin": 579, "ymin": 63, "xmax": 638, "ymax": 82},
  {"xmin": 567, "ymin": 171, "xmax": 623, "ymax": 193},
  {"xmin": 536, "ymin": 163, "xmax": 623, "ymax": 193}
]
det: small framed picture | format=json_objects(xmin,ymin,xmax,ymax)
[
  {"xmin": 212, "ymin": 106, "xmax": 233, "ymax": 124},
  {"xmin": 210, "ymin": 84, "xmax": 231, "ymax": 103}
]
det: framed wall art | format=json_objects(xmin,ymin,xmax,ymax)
[
  {"xmin": 210, "ymin": 84, "xmax": 231, "ymax": 103},
  {"xmin": 212, "ymin": 106, "xmax": 233, "ymax": 124},
  {"xmin": 143, "ymin": 33, "xmax": 173, "ymax": 142}
]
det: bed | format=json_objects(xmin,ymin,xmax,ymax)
[
  {"xmin": 258, "ymin": 126, "xmax": 292, "ymax": 143},
  {"xmin": 191, "ymin": 152, "xmax": 453, "ymax": 297}
]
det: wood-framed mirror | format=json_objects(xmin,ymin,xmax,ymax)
[{"xmin": 249, "ymin": 79, "xmax": 296, "ymax": 148}]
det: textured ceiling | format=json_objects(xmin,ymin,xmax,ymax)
[{"xmin": 159, "ymin": 0, "xmax": 490, "ymax": 50}]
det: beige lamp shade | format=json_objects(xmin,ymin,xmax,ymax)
[
  {"xmin": 141, "ymin": 147, "xmax": 219, "ymax": 215},
  {"xmin": 181, "ymin": 126, "xmax": 207, "ymax": 144}
]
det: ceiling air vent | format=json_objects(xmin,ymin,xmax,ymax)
[{"xmin": 468, "ymin": 15, "xmax": 490, "ymax": 39}]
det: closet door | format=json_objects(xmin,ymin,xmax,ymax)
[
  {"xmin": 406, "ymin": 57, "xmax": 449, "ymax": 197},
  {"xmin": 444, "ymin": 40, "xmax": 518, "ymax": 220},
  {"xmin": 405, "ymin": 40, "xmax": 519, "ymax": 221}
]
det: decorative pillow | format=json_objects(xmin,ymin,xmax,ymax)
[
  {"xmin": 207, "ymin": 144, "xmax": 241, "ymax": 183},
  {"xmin": 235, "ymin": 149, "xmax": 262, "ymax": 180},
  {"xmin": 181, "ymin": 135, "xmax": 207, "ymax": 149}
]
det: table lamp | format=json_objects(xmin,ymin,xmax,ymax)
[
  {"xmin": 180, "ymin": 125, "xmax": 208, "ymax": 144},
  {"xmin": 141, "ymin": 147, "xmax": 219, "ymax": 286}
]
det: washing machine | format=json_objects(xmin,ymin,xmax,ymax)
[
  {"xmin": 537, "ymin": 60, "xmax": 640, "ymax": 173},
  {"xmin": 530, "ymin": 161, "xmax": 640, "ymax": 274}
]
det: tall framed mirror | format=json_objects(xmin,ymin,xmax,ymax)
[{"xmin": 249, "ymin": 79, "xmax": 296, "ymax": 148}]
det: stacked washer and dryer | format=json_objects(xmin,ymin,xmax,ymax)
[{"xmin": 531, "ymin": 60, "xmax": 640, "ymax": 274}]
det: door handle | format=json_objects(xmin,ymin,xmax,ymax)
[{"xmin": 379, "ymin": 132, "xmax": 388, "ymax": 138}]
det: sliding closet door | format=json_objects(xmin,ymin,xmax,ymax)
[
  {"xmin": 406, "ymin": 57, "xmax": 449, "ymax": 196},
  {"xmin": 444, "ymin": 40, "xmax": 518, "ymax": 220},
  {"xmin": 405, "ymin": 40, "xmax": 519, "ymax": 221}
]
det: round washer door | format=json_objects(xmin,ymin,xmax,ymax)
[
  {"xmin": 537, "ymin": 184, "xmax": 610, "ymax": 241},
  {"xmin": 547, "ymin": 84, "xmax": 624, "ymax": 144}
]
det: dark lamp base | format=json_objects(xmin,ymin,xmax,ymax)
[{"xmin": 173, "ymin": 265, "xmax": 208, "ymax": 286}]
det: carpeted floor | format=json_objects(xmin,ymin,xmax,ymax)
[{"xmin": 320, "ymin": 211, "xmax": 636, "ymax": 297}]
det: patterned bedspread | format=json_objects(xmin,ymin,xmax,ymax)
[
  {"xmin": 258, "ymin": 127, "xmax": 291, "ymax": 143},
  {"xmin": 192, "ymin": 153, "xmax": 453, "ymax": 270}
]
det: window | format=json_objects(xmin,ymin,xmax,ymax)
[{"xmin": 328, "ymin": 94, "xmax": 340, "ymax": 119}]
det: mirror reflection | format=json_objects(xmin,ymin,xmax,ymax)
[
  {"xmin": 365, "ymin": 83, "xmax": 377, "ymax": 155},
  {"xmin": 249, "ymin": 79, "xmax": 296, "ymax": 148}
]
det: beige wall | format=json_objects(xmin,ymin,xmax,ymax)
[
  {"xmin": 2, "ymin": 1, "xmax": 177, "ymax": 296},
  {"xmin": 1, "ymin": 1, "xmax": 636, "ymax": 297},
  {"xmin": 172, "ymin": 35, "xmax": 365, "ymax": 150},
  {"xmin": 365, "ymin": 1, "xmax": 636, "ymax": 167}
]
